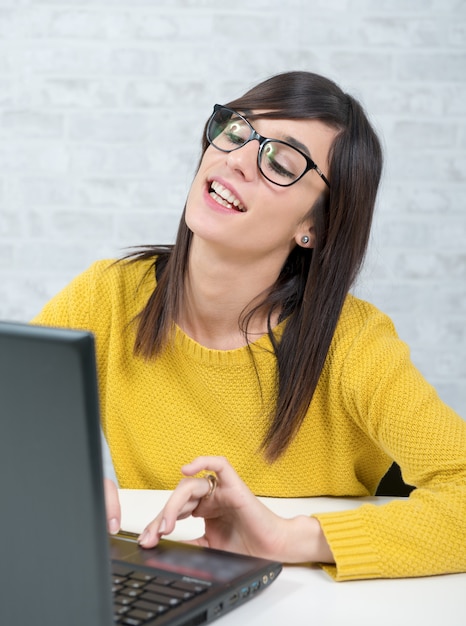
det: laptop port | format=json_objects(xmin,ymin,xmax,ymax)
[
  {"xmin": 229, "ymin": 593, "xmax": 239, "ymax": 605},
  {"xmin": 213, "ymin": 602, "xmax": 223, "ymax": 615}
]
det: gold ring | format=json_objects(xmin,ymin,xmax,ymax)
[{"xmin": 204, "ymin": 474, "xmax": 218, "ymax": 498}]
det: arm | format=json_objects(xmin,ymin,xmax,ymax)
[{"xmin": 314, "ymin": 306, "xmax": 466, "ymax": 580}]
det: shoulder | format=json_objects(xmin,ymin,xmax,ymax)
[
  {"xmin": 328, "ymin": 294, "xmax": 413, "ymax": 399},
  {"xmin": 32, "ymin": 256, "xmax": 158, "ymax": 329},
  {"xmin": 66, "ymin": 256, "xmax": 157, "ymax": 305},
  {"xmin": 333, "ymin": 293, "xmax": 398, "ymax": 350},
  {"xmin": 85, "ymin": 256, "xmax": 157, "ymax": 288},
  {"xmin": 328, "ymin": 293, "xmax": 411, "ymax": 384}
]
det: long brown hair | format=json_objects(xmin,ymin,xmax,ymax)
[{"xmin": 129, "ymin": 71, "xmax": 383, "ymax": 461}]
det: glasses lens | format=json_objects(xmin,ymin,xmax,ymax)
[
  {"xmin": 207, "ymin": 107, "xmax": 252, "ymax": 152},
  {"xmin": 259, "ymin": 141, "xmax": 308, "ymax": 186}
]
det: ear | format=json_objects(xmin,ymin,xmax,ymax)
[{"xmin": 295, "ymin": 225, "xmax": 315, "ymax": 249}]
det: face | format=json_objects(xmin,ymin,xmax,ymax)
[{"xmin": 185, "ymin": 114, "xmax": 336, "ymax": 265}]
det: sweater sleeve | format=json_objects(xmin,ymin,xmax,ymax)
[{"xmin": 313, "ymin": 304, "xmax": 466, "ymax": 581}]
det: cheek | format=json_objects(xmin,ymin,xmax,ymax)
[
  {"xmin": 186, "ymin": 169, "xmax": 207, "ymax": 207},
  {"xmin": 266, "ymin": 188, "xmax": 315, "ymax": 225},
  {"xmin": 186, "ymin": 151, "xmax": 217, "ymax": 199}
]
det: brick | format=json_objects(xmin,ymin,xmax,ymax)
[
  {"xmin": 0, "ymin": 110, "xmax": 64, "ymax": 138},
  {"xmin": 387, "ymin": 153, "xmax": 466, "ymax": 182},
  {"xmin": 0, "ymin": 142, "xmax": 68, "ymax": 174},
  {"xmin": 381, "ymin": 184, "xmax": 466, "ymax": 215},
  {"xmin": 115, "ymin": 210, "xmax": 178, "ymax": 244},
  {"xmin": 11, "ymin": 178, "xmax": 76, "ymax": 209},
  {"xmin": 393, "ymin": 251, "xmax": 466, "ymax": 280},
  {"xmin": 330, "ymin": 52, "xmax": 393, "ymax": 81},
  {"xmin": 391, "ymin": 121, "xmax": 458, "ymax": 149},
  {"xmin": 0, "ymin": 210, "xmax": 20, "ymax": 237},
  {"xmin": 377, "ymin": 217, "xmax": 466, "ymax": 250},
  {"xmin": 397, "ymin": 53, "xmax": 466, "ymax": 81},
  {"xmin": 68, "ymin": 144, "xmax": 152, "ymax": 175},
  {"xmin": 20, "ymin": 78, "xmax": 121, "ymax": 109}
]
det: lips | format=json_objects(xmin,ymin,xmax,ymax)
[{"xmin": 208, "ymin": 180, "xmax": 246, "ymax": 212}]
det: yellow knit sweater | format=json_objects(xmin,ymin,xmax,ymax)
[{"xmin": 32, "ymin": 258, "xmax": 466, "ymax": 581}]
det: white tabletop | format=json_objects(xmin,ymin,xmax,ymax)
[{"xmin": 119, "ymin": 489, "xmax": 466, "ymax": 626}]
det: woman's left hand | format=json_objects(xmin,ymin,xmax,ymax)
[{"xmin": 137, "ymin": 456, "xmax": 334, "ymax": 564}]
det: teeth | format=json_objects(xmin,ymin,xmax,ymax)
[{"xmin": 210, "ymin": 181, "xmax": 245, "ymax": 212}]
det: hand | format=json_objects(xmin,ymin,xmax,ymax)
[
  {"xmin": 138, "ymin": 456, "xmax": 334, "ymax": 564},
  {"xmin": 104, "ymin": 478, "xmax": 121, "ymax": 535}
]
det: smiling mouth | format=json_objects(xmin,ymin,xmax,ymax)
[{"xmin": 209, "ymin": 180, "xmax": 246, "ymax": 212}]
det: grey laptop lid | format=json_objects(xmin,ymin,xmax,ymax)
[{"xmin": 0, "ymin": 321, "xmax": 281, "ymax": 626}]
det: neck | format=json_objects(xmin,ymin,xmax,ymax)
[{"xmin": 177, "ymin": 238, "xmax": 284, "ymax": 350}]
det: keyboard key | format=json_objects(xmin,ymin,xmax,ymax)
[
  {"xmin": 129, "ymin": 571, "xmax": 156, "ymax": 583},
  {"xmin": 141, "ymin": 591, "xmax": 180, "ymax": 607},
  {"xmin": 115, "ymin": 594, "xmax": 136, "ymax": 606},
  {"xmin": 121, "ymin": 618, "xmax": 142, "ymax": 626},
  {"xmin": 145, "ymin": 583, "xmax": 193, "ymax": 600},
  {"xmin": 125, "ymin": 579, "xmax": 146, "ymax": 589},
  {"xmin": 132, "ymin": 599, "xmax": 168, "ymax": 615},
  {"xmin": 127, "ymin": 608, "xmax": 157, "ymax": 621},
  {"xmin": 121, "ymin": 587, "xmax": 143, "ymax": 599}
]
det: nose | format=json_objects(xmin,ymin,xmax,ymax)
[{"xmin": 225, "ymin": 139, "xmax": 259, "ymax": 182}]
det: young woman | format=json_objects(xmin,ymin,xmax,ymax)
[{"xmin": 32, "ymin": 71, "xmax": 466, "ymax": 581}]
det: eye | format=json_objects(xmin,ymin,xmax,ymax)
[
  {"xmin": 262, "ymin": 143, "xmax": 296, "ymax": 179},
  {"xmin": 224, "ymin": 119, "xmax": 250, "ymax": 145}
]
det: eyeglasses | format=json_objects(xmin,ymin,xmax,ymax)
[{"xmin": 206, "ymin": 104, "xmax": 330, "ymax": 188}]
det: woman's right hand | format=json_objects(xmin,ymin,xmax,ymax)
[
  {"xmin": 104, "ymin": 478, "xmax": 121, "ymax": 535},
  {"xmin": 137, "ymin": 456, "xmax": 334, "ymax": 565}
]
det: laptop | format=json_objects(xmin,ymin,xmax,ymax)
[{"xmin": 0, "ymin": 321, "xmax": 282, "ymax": 626}]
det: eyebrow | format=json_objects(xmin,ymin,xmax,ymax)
[
  {"xmin": 282, "ymin": 135, "xmax": 311, "ymax": 158},
  {"xmin": 240, "ymin": 109, "xmax": 313, "ymax": 158}
]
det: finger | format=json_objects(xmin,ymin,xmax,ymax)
[
  {"xmin": 138, "ymin": 513, "xmax": 166, "ymax": 548},
  {"xmin": 181, "ymin": 456, "xmax": 237, "ymax": 483},
  {"xmin": 138, "ymin": 477, "xmax": 211, "ymax": 548},
  {"xmin": 104, "ymin": 478, "xmax": 121, "ymax": 534},
  {"xmin": 182, "ymin": 456, "xmax": 252, "ymax": 503},
  {"xmin": 183, "ymin": 457, "xmax": 261, "ymax": 517}
]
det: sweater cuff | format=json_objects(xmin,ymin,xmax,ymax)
[{"xmin": 312, "ymin": 509, "xmax": 382, "ymax": 581}]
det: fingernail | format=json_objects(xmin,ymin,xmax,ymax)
[
  {"xmin": 159, "ymin": 518, "xmax": 167, "ymax": 534},
  {"xmin": 108, "ymin": 518, "xmax": 119, "ymax": 535}
]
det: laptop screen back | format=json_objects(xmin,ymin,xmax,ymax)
[{"xmin": 0, "ymin": 322, "xmax": 113, "ymax": 626}]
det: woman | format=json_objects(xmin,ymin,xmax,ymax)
[{"xmin": 32, "ymin": 71, "xmax": 466, "ymax": 581}]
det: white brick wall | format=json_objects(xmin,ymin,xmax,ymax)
[{"xmin": 0, "ymin": 0, "xmax": 465, "ymax": 416}]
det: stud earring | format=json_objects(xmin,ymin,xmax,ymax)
[{"xmin": 301, "ymin": 235, "xmax": 310, "ymax": 245}]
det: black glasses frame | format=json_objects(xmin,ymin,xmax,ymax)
[{"xmin": 206, "ymin": 104, "xmax": 330, "ymax": 188}]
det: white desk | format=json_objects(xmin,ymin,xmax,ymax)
[{"xmin": 119, "ymin": 490, "xmax": 466, "ymax": 626}]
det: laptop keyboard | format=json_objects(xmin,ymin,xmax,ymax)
[{"xmin": 112, "ymin": 563, "xmax": 210, "ymax": 625}]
